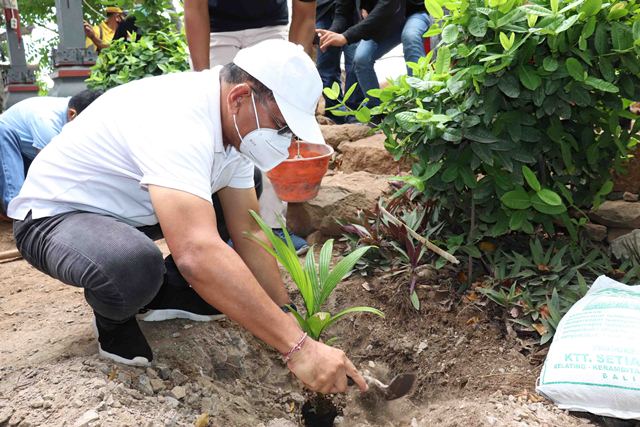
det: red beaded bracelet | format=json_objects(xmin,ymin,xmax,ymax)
[{"xmin": 282, "ymin": 332, "xmax": 308, "ymax": 364}]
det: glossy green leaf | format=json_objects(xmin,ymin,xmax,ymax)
[
  {"xmin": 542, "ymin": 57, "xmax": 559, "ymax": 72},
  {"xmin": 584, "ymin": 76, "xmax": 619, "ymax": 93},
  {"xmin": 518, "ymin": 66, "xmax": 542, "ymax": 90},
  {"xmin": 469, "ymin": 16, "xmax": 488, "ymax": 37},
  {"xmin": 565, "ymin": 58, "xmax": 585, "ymax": 81},
  {"xmin": 579, "ymin": 0, "xmax": 601, "ymax": 16},
  {"xmin": 442, "ymin": 24, "xmax": 459, "ymax": 43},
  {"xmin": 522, "ymin": 165, "xmax": 541, "ymax": 191},
  {"xmin": 537, "ymin": 188, "xmax": 563, "ymax": 206},
  {"xmin": 424, "ymin": 0, "xmax": 444, "ymax": 19},
  {"xmin": 501, "ymin": 188, "xmax": 532, "ymax": 210},
  {"xmin": 530, "ymin": 193, "xmax": 567, "ymax": 214}
]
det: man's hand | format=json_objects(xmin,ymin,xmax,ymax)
[
  {"xmin": 287, "ymin": 339, "xmax": 368, "ymax": 394},
  {"xmin": 83, "ymin": 21, "xmax": 96, "ymax": 39},
  {"xmin": 316, "ymin": 29, "xmax": 348, "ymax": 52}
]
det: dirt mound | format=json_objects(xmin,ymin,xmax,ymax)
[{"xmin": 0, "ymin": 220, "xmax": 598, "ymax": 426}]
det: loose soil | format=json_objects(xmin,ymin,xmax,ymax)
[{"xmin": 0, "ymin": 222, "xmax": 605, "ymax": 426}]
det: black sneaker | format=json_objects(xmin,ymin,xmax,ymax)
[
  {"xmin": 93, "ymin": 312, "xmax": 152, "ymax": 366},
  {"xmin": 137, "ymin": 256, "xmax": 226, "ymax": 323}
]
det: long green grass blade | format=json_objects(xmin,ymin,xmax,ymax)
[
  {"xmin": 248, "ymin": 210, "xmax": 314, "ymax": 314},
  {"xmin": 304, "ymin": 246, "xmax": 320, "ymax": 314},
  {"xmin": 318, "ymin": 239, "xmax": 333, "ymax": 286},
  {"xmin": 322, "ymin": 306, "xmax": 385, "ymax": 334},
  {"xmin": 319, "ymin": 246, "xmax": 372, "ymax": 306}
]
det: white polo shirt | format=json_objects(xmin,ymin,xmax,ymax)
[{"xmin": 8, "ymin": 67, "xmax": 254, "ymax": 226}]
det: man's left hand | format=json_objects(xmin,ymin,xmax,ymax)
[{"xmin": 316, "ymin": 29, "xmax": 347, "ymax": 52}]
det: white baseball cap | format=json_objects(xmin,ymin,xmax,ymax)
[{"xmin": 233, "ymin": 39, "xmax": 325, "ymax": 145}]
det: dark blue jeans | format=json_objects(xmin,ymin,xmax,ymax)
[
  {"xmin": 316, "ymin": 10, "xmax": 364, "ymax": 119},
  {"xmin": 353, "ymin": 31, "xmax": 402, "ymax": 108},
  {"xmin": 13, "ymin": 169, "xmax": 263, "ymax": 322},
  {"xmin": 0, "ymin": 123, "xmax": 38, "ymax": 214}
]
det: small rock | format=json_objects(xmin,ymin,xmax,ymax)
[
  {"xmin": 368, "ymin": 360, "xmax": 376, "ymax": 368},
  {"xmin": 170, "ymin": 369, "xmax": 188, "ymax": 385},
  {"xmin": 73, "ymin": 399, "xmax": 83, "ymax": 408},
  {"xmin": 29, "ymin": 397, "xmax": 44, "ymax": 409},
  {"xmin": 486, "ymin": 416, "xmax": 498, "ymax": 426},
  {"xmin": 146, "ymin": 367, "xmax": 159, "ymax": 379},
  {"xmin": 150, "ymin": 379, "xmax": 165, "ymax": 393},
  {"xmin": 171, "ymin": 332, "xmax": 181, "ymax": 338},
  {"xmin": 170, "ymin": 386, "xmax": 186, "ymax": 400},
  {"xmin": 137, "ymin": 375, "xmax": 154, "ymax": 396},
  {"xmin": 42, "ymin": 401, "xmax": 52, "ymax": 409},
  {"xmin": 590, "ymin": 200, "xmax": 640, "ymax": 228},
  {"xmin": 183, "ymin": 324, "xmax": 193, "ymax": 330},
  {"xmin": 334, "ymin": 416, "xmax": 345, "ymax": 425},
  {"xmin": 157, "ymin": 364, "xmax": 171, "ymax": 380},
  {"xmin": 265, "ymin": 418, "xmax": 298, "ymax": 427},
  {"xmin": 305, "ymin": 230, "xmax": 325, "ymax": 245},
  {"xmin": 623, "ymin": 192, "xmax": 639, "ymax": 202},
  {"xmin": 0, "ymin": 407, "xmax": 13, "ymax": 424},
  {"xmin": 416, "ymin": 340, "xmax": 428, "ymax": 354},
  {"xmin": 583, "ymin": 223, "xmax": 607, "ymax": 242},
  {"xmin": 73, "ymin": 409, "xmax": 99, "ymax": 427},
  {"xmin": 165, "ymin": 396, "xmax": 180, "ymax": 408},
  {"xmin": 611, "ymin": 229, "xmax": 640, "ymax": 260},
  {"xmin": 200, "ymin": 397, "xmax": 218, "ymax": 414}
]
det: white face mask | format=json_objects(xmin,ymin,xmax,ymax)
[{"xmin": 233, "ymin": 92, "xmax": 292, "ymax": 171}]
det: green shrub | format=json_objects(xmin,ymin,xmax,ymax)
[
  {"xmin": 359, "ymin": 0, "xmax": 640, "ymax": 243},
  {"xmin": 86, "ymin": 0, "xmax": 189, "ymax": 90},
  {"xmin": 86, "ymin": 31, "xmax": 189, "ymax": 90}
]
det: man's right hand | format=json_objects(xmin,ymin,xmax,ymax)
[
  {"xmin": 83, "ymin": 21, "xmax": 95, "ymax": 38},
  {"xmin": 287, "ymin": 338, "xmax": 368, "ymax": 394}
]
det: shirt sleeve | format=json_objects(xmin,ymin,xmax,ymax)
[{"xmin": 228, "ymin": 156, "xmax": 256, "ymax": 189}]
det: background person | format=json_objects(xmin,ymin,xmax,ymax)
[
  {"xmin": 0, "ymin": 90, "xmax": 103, "ymax": 217},
  {"xmin": 402, "ymin": 1, "xmax": 435, "ymax": 71},
  {"xmin": 315, "ymin": 0, "xmax": 364, "ymax": 123},
  {"xmin": 316, "ymin": 0, "xmax": 406, "ymax": 109},
  {"xmin": 8, "ymin": 40, "xmax": 368, "ymax": 395},
  {"xmin": 85, "ymin": 6, "xmax": 125, "ymax": 52},
  {"xmin": 184, "ymin": 0, "xmax": 317, "ymax": 252}
]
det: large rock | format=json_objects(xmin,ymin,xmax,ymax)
[
  {"xmin": 287, "ymin": 171, "xmax": 391, "ymax": 236},
  {"xmin": 611, "ymin": 229, "xmax": 640, "ymax": 260},
  {"xmin": 320, "ymin": 124, "xmax": 372, "ymax": 149},
  {"xmin": 590, "ymin": 200, "xmax": 640, "ymax": 229},
  {"xmin": 613, "ymin": 147, "xmax": 640, "ymax": 194},
  {"xmin": 338, "ymin": 134, "xmax": 407, "ymax": 175}
]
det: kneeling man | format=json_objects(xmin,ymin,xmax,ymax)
[
  {"xmin": 8, "ymin": 40, "xmax": 366, "ymax": 395},
  {"xmin": 0, "ymin": 90, "xmax": 103, "ymax": 215}
]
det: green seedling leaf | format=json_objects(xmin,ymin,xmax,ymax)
[
  {"xmin": 442, "ymin": 24, "xmax": 459, "ymax": 43},
  {"xmin": 550, "ymin": 0, "xmax": 559, "ymax": 13},
  {"xmin": 499, "ymin": 32, "xmax": 514, "ymax": 50},
  {"xmin": 522, "ymin": 165, "xmax": 541, "ymax": 191},
  {"xmin": 355, "ymin": 106, "xmax": 372, "ymax": 123},
  {"xmin": 323, "ymin": 86, "xmax": 339, "ymax": 100},
  {"xmin": 537, "ymin": 188, "xmax": 563, "ymax": 206},
  {"xmin": 501, "ymin": 188, "xmax": 532, "ymax": 210}
]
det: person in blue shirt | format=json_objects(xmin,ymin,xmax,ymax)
[{"xmin": 0, "ymin": 89, "xmax": 103, "ymax": 216}]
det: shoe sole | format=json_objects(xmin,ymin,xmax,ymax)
[
  {"xmin": 137, "ymin": 309, "xmax": 226, "ymax": 322},
  {"xmin": 92, "ymin": 319, "xmax": 152, "ymax": 367}
]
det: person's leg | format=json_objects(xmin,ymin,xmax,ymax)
[
  {"xmin": 13, "ymin": 212, "xmax": 165, "ymax": 365},
  {"xmin": 402, "ymin": 12, "xmax": 432, "ymax": 73},
  {"xmin": 342, "ymin": 42, "xmax": 365, "ymax": 111},
  {"xmin": 353, "ymin": 34, "xmax": 402, "ymax": 108},
  {"xmin": 208, "ymin": 30, "xmax": 243, "ymax": 67},
  {"xmin": 0, "ymin": 124, "xmax": 28, "ymax": 214},
  {"xmin": 316, "ymin": 11, "xmax": 346, "ymax": 119}
]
